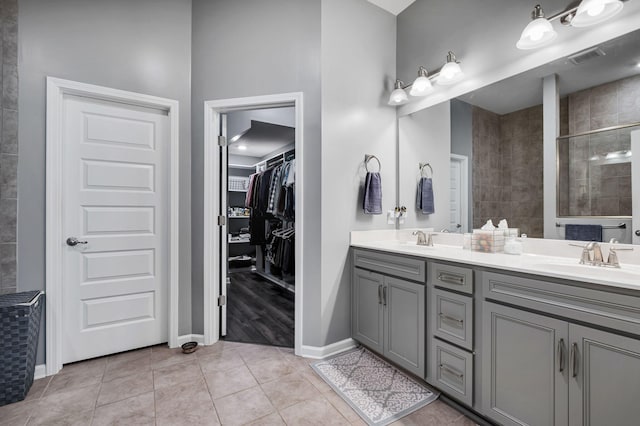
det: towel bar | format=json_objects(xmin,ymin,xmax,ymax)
[
  {"xmin": 556, "ymin": 222, "xmax": 626, "ymax": 229},
  {"xmin": 419, "ymin": 162, "xmax": 433, "ymax": 177},
  {"xmin": 364, "ymin": 154, "xmax": 381, "ymax": 172}
]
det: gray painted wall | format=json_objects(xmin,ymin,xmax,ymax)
[
  {"xmin": 321, "ymin": 0, "xmax": 396, "ymax": 344},
  {"xmin": 18, "ymin": 0, "xmax": 193, "ymax": 363},
  {"xmin": 451, "ymin": 99, "xmax": 473, "ymax": 230},
  {"xmin": 190, "ymin": 0, "xmax": 323, "ymax": 343}
]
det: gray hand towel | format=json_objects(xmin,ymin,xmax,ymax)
[
  {"xmin": 565, "ymin": 224, "xmax": 602, "ymax": 242},
  {"xmin": 416, "ymin": 177, "xmax": 434, "ymax": 215},
  {"xmin": 363, "ymin": 172, "xmax": 382, "ymax": 215}
]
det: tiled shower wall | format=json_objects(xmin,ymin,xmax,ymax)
[
  {"xmin": 561, "ymin": 74, "xmax": 640, "ymax": 217},
  {"xmin": 0, "ymin": 0, "xmax": 18, "ymax": 295},
  {"xmin": 472, "ymin": 104, "xmax": 544, "ymax": 238}
]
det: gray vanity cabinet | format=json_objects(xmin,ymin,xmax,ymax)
[
  {"xmin": 352, "ymin": 249, "xmax": 425, "ymax": 377},
  {"xmin": 352, "ymin": 268, "xmax": 384, "ymax": 354},
  {"xmin": 482, "ymin": 302, "xmax": 569, "ymax": 426},
  {"xmin": 569, "ymin": 325, "xmax": 640, "ymax": 426}
]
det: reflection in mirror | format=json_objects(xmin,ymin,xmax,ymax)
[{"xmin": 398, "ymin": 28, "xmax": 640, "ymax": 240}]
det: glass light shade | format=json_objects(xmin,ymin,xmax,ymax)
[
  {"xmin": 388, "ymin": 87, "xmax": 409, "ymax": 105},
  {"xmin": 571, "ymin": 0, "xmax": 623, "ymax": 27},
  {"xmin": 409, "ymin": 75, "xmax": 433, "ymax": 96},
  {"xmin": 436, "ymin": 62, "xmax": 463, "ymax": 85},
  {"xmin": 516, "ymin": 17, "xmax": 557, "ymax": 49}
]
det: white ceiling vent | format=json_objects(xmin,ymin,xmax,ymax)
[{"xmin": 568, "ymin": 47, "xmax": 606, "ymax": 65}]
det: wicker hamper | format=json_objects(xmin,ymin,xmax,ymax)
[{"xmin": 0, "ymin": 291, "xmax": 44, "ymax": 406}]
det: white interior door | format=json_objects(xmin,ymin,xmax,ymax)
[
  {"xmin": 62, "ymin": 95, "xmax": 169, "ymax": 363},
  {"xmin": 449, "ymin": 154, "xmax": 468, "ymax": 233},
  {"xmin": 632, "ymin": 130, "xmax": 640, "ymax": 244},
  {"xmin": 220, "ymin": 114, "xmax": 228, "ymax": 336}
]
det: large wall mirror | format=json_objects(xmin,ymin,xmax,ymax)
[{"xmin": 398, "ymin": 29, "xmax": 640, "ymax": 242}]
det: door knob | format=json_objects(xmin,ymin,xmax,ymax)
[
  {"xmin": 635, "ymin": 230, "xmax": 640, "ymax": 237},
  {"xmin": 66, "ymin": 237, "xmax": 88, "ymax": 246}
]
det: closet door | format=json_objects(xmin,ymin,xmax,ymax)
[{"xmin": 220, "ymin": 114, "xmax": 228, "ymax": 336}]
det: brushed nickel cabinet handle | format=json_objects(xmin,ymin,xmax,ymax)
[
  {"xmin": 571, "ymin": 342, "xmax": 579, "ymax": 378},
  {"xmin": 382, "ymin": 286, "xmax": 387, "ymax": 306},
  {"xmin": 440, "ymin": 363, "xmax": 464, "ymax": 379},
  {"xmin": 439, "ymin": 313, "xmax": 464, "ymax": 326},
  {"xmin": 558, "ymin": 339, "xmax": 565, "ymax": 373},
  {"xmin": 438, "ymin": 272, "xmax": 464, "ymax": 285},
  {"xmin": 378, "ymin": 285, "xmax": 382, "ymax": 305}
]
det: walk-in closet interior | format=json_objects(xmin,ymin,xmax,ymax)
[{"xmin": 223, "ymin": 107, "xmax": 296, "ymax": 347}]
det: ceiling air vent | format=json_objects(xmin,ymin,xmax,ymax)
[{"xmin": 568, "ymin": 47, "xmax": 606, "ymax": 65}]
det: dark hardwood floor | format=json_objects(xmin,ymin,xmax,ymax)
[{"xmin": 224, "ymin": 271, "xmax": 294, "ymax": 348}]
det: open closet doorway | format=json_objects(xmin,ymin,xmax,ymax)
[
  {"xmin": 203, "ymin": 93, "xmax": 304, "ymax": 354},
  {"xmin": 224, "ymin": 108, "xmax": 296, "ymax": 346}
]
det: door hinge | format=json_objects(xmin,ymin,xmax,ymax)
[
  {"xmin": 217, "ymin": 215, "xmax": 226, "ymax": 226},
  {"xmin": 218, "ymin": 136, "xmax": 227, "ymax": 147},
  {"xmin": 218, "ymin": 295, "xmax": 226, "ymax": 306}
]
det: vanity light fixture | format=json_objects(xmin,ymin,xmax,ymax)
[
  {"xmin": 517, "ymin": 0, "xmax": 628, "ymax": 50},
  {"xmin": 387, "ymin": 51, "xmax": 464, "ymax": 105},
  {"xmin": 516, "ymin": 5, "xmax": 557, "ymax": 50},
  {"xmin": 388, "ymin": 80, "xmax": 410, "ymax": 105}
]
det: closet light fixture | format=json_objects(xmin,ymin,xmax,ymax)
[
  {"xmin": 516, "ymin": 0, "xmax": 628, "ymax": 50},
  {"xmin": 387, "ymin": 51, "xmax": 464, "ymax": 105}
]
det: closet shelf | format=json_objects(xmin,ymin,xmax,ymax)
[{"xmin": 228, "ymin": 215, "xmax": 250, "ymax": 219}]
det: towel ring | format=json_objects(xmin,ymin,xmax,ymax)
[
  {"xmin": 419, "ymin": 163, "xmax": 433, "ymax": 178},
  {"xmin": 365, "ymin": 155, "xmax": 381, "ymax": 172}
]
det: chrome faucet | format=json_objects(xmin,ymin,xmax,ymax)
[
  {"xmin": 606, "ymin": 245, "xmax": 634, "ymax": 268},
  {"xmin": 412, "ymin": 231, "xmax": 434, "ymax": 246},
  {"xmin": 572, "ymin": 242, "xmax": 633, "ymax": 267}
]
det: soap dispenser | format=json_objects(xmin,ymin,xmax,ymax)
[{"xmin": 504, "ymin": 236, "xmax": 523, "ymax": 255}]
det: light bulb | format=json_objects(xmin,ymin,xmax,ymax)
[
  {"xmin": 571, "ymin": 0, "xmax": 623, "ymax": 27},
  {"xmin": 410, "ymin": 76, "xmax": 433, "ymax": 96},
  {"xmin": 530, "ymin": 30, "xmax": 543, "ymax": 41},
  {"xmin": 437, "ymin": 61, "xmax": 463, "ymax": 85},
  {"xmin": 388, "ymin": 81, "xmax": 409, "ymax": 105},
  {"xmin": 237, "ymin": 145, "xmax": 247, "ymax": 151},
  {"xmin": 517, "ymin": 16, "xmax": 557, "ymax": 50}
]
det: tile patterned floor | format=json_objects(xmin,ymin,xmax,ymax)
[{"xmin": 0, "ymin": 342, "xmax": 477, "ymax": 425}]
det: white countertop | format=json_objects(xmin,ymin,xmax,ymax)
[{"xmin": 350, "ymin": 231, "xmax": 640, "ymax": 292}]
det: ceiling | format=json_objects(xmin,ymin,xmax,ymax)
[
  {"xmin": 367, "ymin": 0, "xmax": 415, "ymax": 16},
  {"xmin": 228, "ymin": 120, "xmax": 295, "ymax": 158},
  {"xmin": 457, "ymin": 29, "xmax": 640, "ymax": 115}
]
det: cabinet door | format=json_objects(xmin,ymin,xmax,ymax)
[
  {"xmin": 352, "ymin": 268, "xmax": 384, "ymax": 354},
  {"xmin": 384, "ymin": 276, "xmax": 425, "ymax": 377},
  {"xmin": 482, "ymin": 302, "xmax": 569, "ymax": 426},
  {"xmin": 569, "ymin": 325, "xmax": 640, "ymax": 426}
]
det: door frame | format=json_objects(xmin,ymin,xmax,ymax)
[
  {"xmin": 450, "ymin": 153, "xmax": 469, "ymax": 233},
  {"xmin": 45, "ymin": 77, "xmax": 181, "ymax": 376},
  {"xmin": 203, "ymin": 92, "xmax": 304, "ymax": 355}
]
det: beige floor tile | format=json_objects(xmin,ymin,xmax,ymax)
[
  {"xmin": 92, "ymin": 391, "xmax": 155, "ymax": 426},
  {"xmin": 246, "ymin": 357, "xmax": 297, "ymax": 384},
  {"xmin": 238, "ymin": 344, "xmax": 283, "ymax": 365},
  {"xmin": 150, "ymin": 344, "xmax": 193, "ymax": 370},
  {"xmin": 0, "ymin": 399, "xmax": 39, "ymax": 426},
  {"xmin": 203, "ymin": 364, "xmax": 257, "ymax": 400},
  {"xmin": 195, "ymin": 341, "xmax": 238, "ymax": 358},
  {"xmin": 323, "ymin": 390, "xmax": 362, "ymax": 423},
  {"xmin": 244, "ymin": 411, "xmax": 286, "ymax": 425},
  {"xmin": 198, "ymin": 349, "xmax": 245, "ymax": 374},
  {"xmin": 279, "ymin": 396, "xmax": 350, "ymax": 425},
  {"xmin": 56, "ymin": 358, "xmax": 106, "ymax": 379},
  {"xmin": 390, "ymin": 401, "xmax": 464, "ymax": 426},
  {"xmin": 299, "ymin": 368, "xmax": 333, "ymax": 393},
  {"xmin": 153, "ymin": 359, "xmax": 203, "ymax": 390},
  {"xmin": 350, "ymin": 419, "xmax": 368, "ymax": 426},
  {"xmin": 106, "ymin": 347, "xmax": 151, "ymax": 368},
  {"xmin": 278, "ymin": 350, "xmax": 315, "ymax": 371},
  {"xmin": 97, "ymin": 371, "xmax": 153, "ymax": 406},
  {"xmin": 23, "ymin": 377, "xmax": 51, "ymax": 402},
  {"xmin": 44, "ymin": 371, "xmax": 103, "ymax": 395},
  {"xmin": 213, "ymin": 385, "xmax": 275, "ymax": 425},
  {"xmin": 102, "ymin": 354, "xmax": 151, "ymax": 383},
  {"xmin": 30, "ymin": 384, "xmax": 100, "ymax": 423},
  {"xmin": 26, "ymin": 409, "xmax": 93, "ymax": 426},
  {"xmin": 155, "ymin": 377, "xmax": 219, "ymax": 426},
  {"xmin": 260, "ymin": 372, "xmax": 321, "ymax": 410}
]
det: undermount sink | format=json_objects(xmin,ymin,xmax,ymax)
[{"xmin": 528, "ymin": 261, "xmax": 640, "ymax": 281}]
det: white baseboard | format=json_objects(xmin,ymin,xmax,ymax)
[
  {"xmin": 177, "ymin": 334, "xmax": 205, "ymax": 347},
  {"xmin": 34, "ymin": 364, "xmax": 47, "ymax": 380},
  {"xmin": 300, "ymin": 338, "xmax": 356, "ymax": 359}
]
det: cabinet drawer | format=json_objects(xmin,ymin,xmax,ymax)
[
  {"xmin": 431, "ymin": 262, "xmax": 473, "ymax": 294},
  {"xmin": 353, "ymin": 249, "xmax": 426, "ymax": 282},
  {"xmin": 432, "ymin": 288, "xmax": 473, "ymax": 350},
  {"xmin": 482, "ymin": 271, "xmax": 640, "ymax": 337},
  {"xmin": 430, "ymin": 338, "xmax": 473, "ymax": 407}
]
